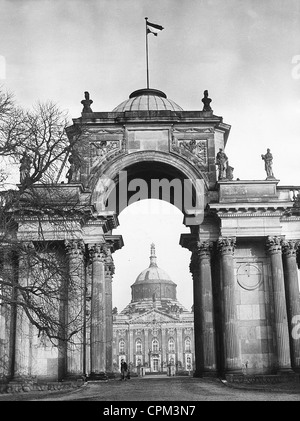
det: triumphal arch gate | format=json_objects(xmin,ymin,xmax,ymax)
[{"xmin": 3, "ymin": 87, "xmax": 300, "ymax": 382}]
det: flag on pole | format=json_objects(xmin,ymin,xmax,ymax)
[{"xmin": 146, "ymin": 20, "xmax": 164, "ymax": 36}]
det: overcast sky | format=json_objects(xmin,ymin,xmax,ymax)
[{"xmin": 1, "ymin": 0, "xmax": 299, "ymax": 310}]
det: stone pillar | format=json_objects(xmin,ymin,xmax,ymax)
[
  {"xmin": 281, "ymin": 239, "xmax": 300, "ymax": 371},
  {"xmin": 161, "ymin": 328, "xmax": 166, "ymax": 371},
  {"xmin": 198, "ymin": 241, "xmax": 217, "ymax": 374},
  {"xmin": 84, "ymin": 261, "xmax": 92, "ymax": 377},
  {"xmin": 266, "ymin": 236, "xmax": 292, "ymax": 372},
  {"xmin": 190, "ymin": 246, "xmax": 202, "ymax": 376},
  {"xmin": 14, "ymin": 242, "xmax": 35, "ymax": 379},
  {"xmin": 0, "ymin": 248, "xmax": 16, "ymax": 379},
  {"xmin": 65, "ymin": 240, "xmax": 85, "ymax": 377},
  {"xmin": 217, "ymin": 237, "xmax": 241, "ymax": 373},
  {"xmin": 89, "ymin": 243, "xmax": 106, "ymax": 377},
  {"xmin": 144, "ymin": 329, "xmax": 149, "ymax": 368},
  {"xmin": 129, "ymin": 328, "xmax": 134, "ymax": 366},
  {"xmin": 190, "ymin": 241, "xmax": 217, "ymax": 376},
  {"xmin": 103, "ymin": 246, "xmax": 114, "ymax": 374},
  {"xmin": 176, "ymin": 327, "xmax": 183, "ymax": 371}
]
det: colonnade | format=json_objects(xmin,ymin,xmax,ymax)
[
  {"xmin": 10, "ymin": 234, "xmax": 300, "ymax": 380},
  {"xmin": 189, "ymin": 235, "xmax": 300, "ymax": 377}
]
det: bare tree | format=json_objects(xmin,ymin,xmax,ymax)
[{"xmin": 0, "ymin": 86, "xmax": 88, "ymax": 373}]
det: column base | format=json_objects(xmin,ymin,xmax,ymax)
[
  {"xmin": 64, "ymin": 373, "xmax": 87, "ymax": 382},
  {"xmin": 88, "ymin": 371, "xmax": 108, "ymax": 381},
  {"xmin": 193, "ymin": 370, "xmax": 218, "ymax": 378},
  {"xmin": 277, "ymin": 368, "xmax": 296, "ymax": 376}
]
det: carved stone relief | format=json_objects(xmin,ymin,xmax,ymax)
[
  {"xmin": 170, "ymin": 128, "xmax": 208, "ymax": 170},
  {"xmin": 237, "ymin": 263, "xmax": 263, "ymax": 290}
]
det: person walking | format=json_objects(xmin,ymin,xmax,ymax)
[{"xmin": 120, "ymin": 359, "xmax": 128, "ymax": 381}]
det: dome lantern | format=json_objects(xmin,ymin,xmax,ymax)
[{"xmin": 149, "ymin": 243, "xmax": 157, "ymax": 267}]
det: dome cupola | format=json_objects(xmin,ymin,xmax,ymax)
[
  {"xmin": 112, "ymin": 88, "xmax": 183, "ymax": 112},
  {"xmin": 131, "ymin": 243, "xmax": 177, "ymax": 301}
]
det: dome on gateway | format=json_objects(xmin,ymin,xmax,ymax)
[{"xmin": 112, "ymin": 88, "xmax": 183, "ymax": 112}]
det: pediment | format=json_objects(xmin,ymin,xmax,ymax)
[{"xmin": 129, "ymin": 309, "xmax": 179, "ymax": 324}]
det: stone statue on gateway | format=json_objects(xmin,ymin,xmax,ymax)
[{"xmin": 261, "ymin": 148, "xmax": 275, "ymax": 179}]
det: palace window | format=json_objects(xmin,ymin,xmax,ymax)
[
  {"xmin": 153, "ymin": 358, "xmax": 159, "ymax": 372},
  {"xmin": 152, "ymin": 338, "xmax": 159, "ymax": 352},
  {"xmin": 168, "ymin": 337, "xmax": 175, "ymax": 352},
  {"xmin": 119, "ymin": 339, "xmax": 125, "ymax": 354},
  {"xmin": 185, "ymin": 337, "xmax": 191, "ymax": 352},
  {"xmin": 136, "ymin": 338, "xmax": 142, "ymax": 353}
]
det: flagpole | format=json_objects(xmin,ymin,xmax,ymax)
[{"xmin": 145, "ymin": 17, "xmax": 149, "ymax": 89}]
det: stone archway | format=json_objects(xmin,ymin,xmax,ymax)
[
  {"xmin": 90, "ymin": 151, "xmax": 207, "ymax": 223},
  {"xmin": 56, "ymin": 87, "xmax": 228, "ymax": 379},
  {"xmin": 7, "ymin": 87, "xmax": 299, "ymax": 384}
]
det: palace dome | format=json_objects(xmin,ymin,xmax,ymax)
[
  {"xmin": 131, "ymin": 244, "xmax": 177, "ymax": 302},
  {"xmin": 112, "ymin": 88, "xmax": 183, "ymax": 112},
  {"xmin": 120, "ymin": 244, "xmax": 189, "ymax": 315},
  {"xmin": 134, "ymin": 264, "xmax": 174, "ymax": 285}
]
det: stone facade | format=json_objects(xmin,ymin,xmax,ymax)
[{"xmin": 0, "ymin": 87, "xmax": 300, "ymax": 384}]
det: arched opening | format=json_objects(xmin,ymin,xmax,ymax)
[
  {"xmin": 110, "ymin": 199, "xmax": 195, "ymax": 376},
  {"xmin": 91, "ymin": 153, "xmax": 206, "ymax": 226},
  {"xmin": 89, "ymin": 154, "xmax": 206, "ymax": 377},
  {"xmin": 111, "ymin": 199, "xmax": 193, "ymax": 313}
]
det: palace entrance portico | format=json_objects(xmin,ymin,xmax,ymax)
[{"xmin": 2, "ymin": 87, "xmax": 300, "ymax": 382}]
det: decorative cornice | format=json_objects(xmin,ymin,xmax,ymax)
[{"xmin": 209, "ymin": 204, "xmax": 290, "ymax": 217}]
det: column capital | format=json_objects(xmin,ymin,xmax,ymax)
[
  {"xmin": 217, "ymin": 237, "xmax": 236, "ymax": 255},
  {"xmin": 189, "ymin": 240, "xmax": 213, "ymax": 275},
  {"xmin": 266, "ymin": 236, "xmax": 283, "ymax": 254},
  {"xmin": 89, "ymin": 243, "xmax": 106, "ymax": 262},
  {"xmin": 21, "ymin": 241, "xmax": 35, "ymax": 250},
  {"xmin": 281, "ymin": 239, "xmax": 300, "ymax": 257},
  {"xmin": 104, "ymin": 254, "xmax": 115, "ymax": 277},
  {"xmin": 65, "ymin": 239, "xmax": 85, "ymax": 256},
  {"xmin": 189, "ymin": 249, "xmax": 199, "ymax": 277},
  {"xmin": 197, "ymin": 240, "xmax": 213, "ymax": 260}
]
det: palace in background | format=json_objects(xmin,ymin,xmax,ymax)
[{"xmin": 112, "ymin": 244, "xmax": 194, "ymax": 375}]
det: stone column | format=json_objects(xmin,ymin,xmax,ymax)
[
  {"xmin": 103, "ymin": 246, "xmax": 115, "ymax": 374},
  {"xmin": 281, "ymin": 239, "xmax": 300, "ymax": 371},
  {"xmin": 14, "ymin": 242, "xmax": 35, "ymax": 379},
  {"xmin": 176, "ymin": 327, "xmax": 183, "ymax": 371},
  {"xmin": 266, "ymin": 236, "xmax": 292, "ymax": 372},
  {"xmin": 0, "ymin": 248, "xmax": 16, "ymax": 379},
  {"xmin": 144, "ymin": 329, "xmax": 149, "ymax": 368},
  {"xmin": 129, "ymin": 328, "xmax": 134, "ymax": 366},
  {"xmin": 84, "ymin": 261, "xmax": 92, "ymax": 377},
  {"xmin": 190, "ymin": 241, "xmax": 217, "ymax": 376},
  {"xmin": 217, "ymin": 237, "xmax": 241, "ymax": 373},
  {"xmin": 161, "ymin": 328, "xmax": 166, "ymax": 371},
  {"xmin": 198, "ymin": 241, "xmax": 217, "ymax": 374},
  {"xmin": 190, "ymin": 246, "xmax": 202, "ymax": 376},
  {"xmin": 89, "ymin": 243, "xmax": 106, "ymax": 376},
  {"xmin": 65, "ymin": 240, "xmax": 85, "ymax": 377}
]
